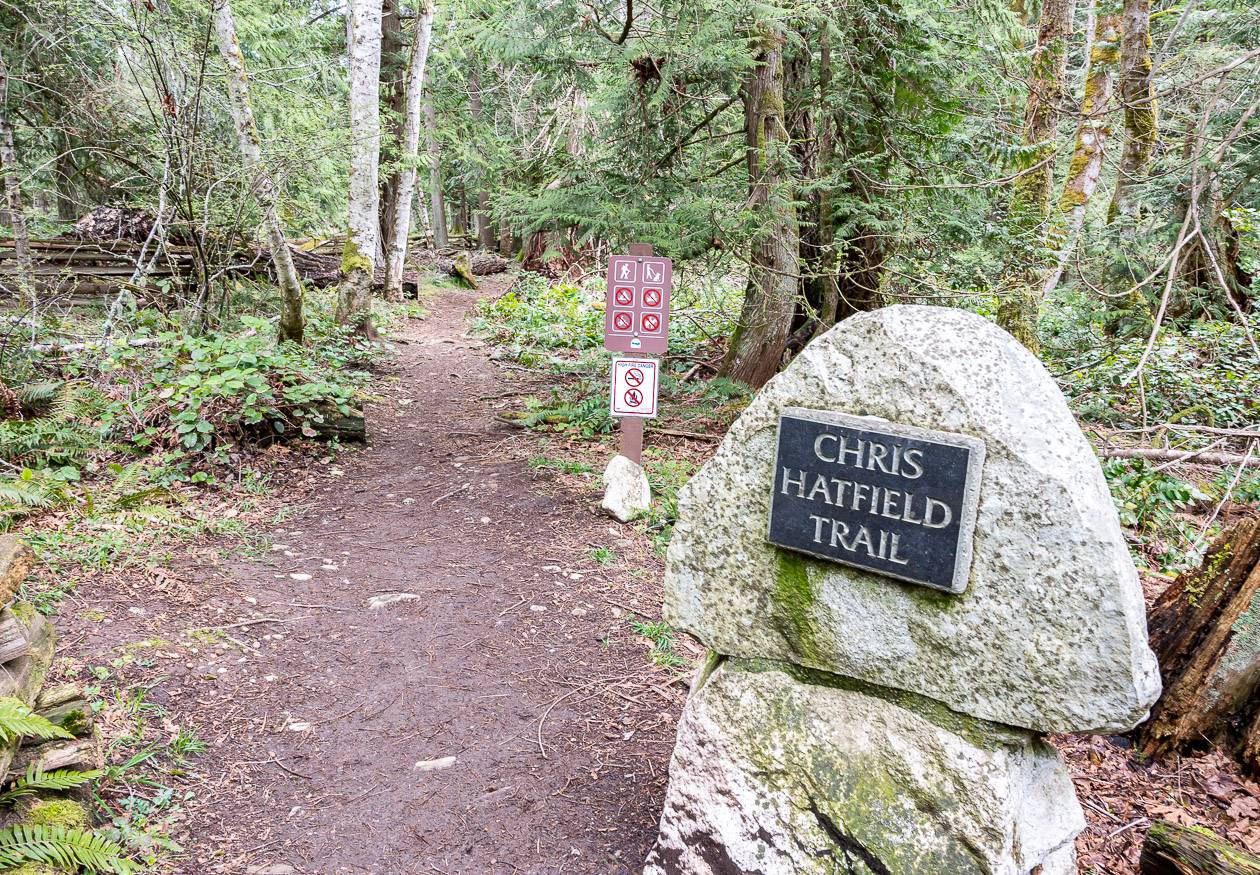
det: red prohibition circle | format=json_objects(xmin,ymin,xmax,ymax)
[
  {"xmin": 624, "ymin": 388, "xmax": 643, "ymax": 407},
  {"xmin": 613, "ymin": 312, "xmax": 632, "ymax": 330},
  {"xmin": 643, "ymin": 288, "xmax": 661, "ymax": 307},
  {"xmin": 624, "ymin": 368, "xmax": 644, "ymax": 387},
  {"xmin": 642, "ymin": 314, "xmax": 660, "ymax": 332},
  {"xmin": 614, "ymin": 287, "xmax": 634, "ymax": 305}
]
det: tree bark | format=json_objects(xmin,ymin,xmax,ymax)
[
  {"xmin": 213, "ymin": 0, "xmax": 306, "ymax": 344},
  {"xmin": 1040, "ymin": 7, "xmax": 1122, "ymax": 298},
  {"xmin": 337, "ymin": 0, "xmax": 384, "ymax": 338},
  {"xmin": 382, "ymin": 0, "xmax": 435, "ymax": 301},
  {"xmin": 378, "ymin": 0, "xmax": 407, "ymax": 264},
  {"xmin": 997, "ymin": 0, "xmax": 1076, "ymax": 351},
  {"xmin": 468, "ymin": 66, "xmax": 495, "ymax": 250},
  {"xmin": 1136, "ymin": 516, "xmax": 1260, "ymax": 762},
  {"xmin": 720, "ymin": 23, "xmax": 800, "ymax": 389},
  {"xmin": 1140, "ymin": 820, "xmax": 1260, "ymax": 875},
  {"xmin": 425, "ymin": 93, "xmax": 447, "ymax": 248},
  {"xmin": 0, "ymin": 56, "xmax": 37, "ymax": 323},
  {"xmin": 1106, "ymin": 0, "xmax": 1156, "ymax": 223}
]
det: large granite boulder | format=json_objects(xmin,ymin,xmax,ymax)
[
  {"xmin": 644, "ymin": 659, "xmax": 1083, "ymax": 875},
  {"xmin": 664, "ymin": 305, "xmax": 1159, "ymax": 733}
]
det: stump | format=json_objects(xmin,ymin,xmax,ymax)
[
  {"xmin": 1140, "ymin": 820, "xmax": 1260, "ymax": 874},
  {"xmin": 1137, "ymin": 515, "xmax": 1260, "ymax": 765}
]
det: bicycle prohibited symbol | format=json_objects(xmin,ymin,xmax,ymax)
[
  {"xmin": 613, "ymin": 312, "xmax": 633, "ymax": 331},
  {"xmin": 642, "ymin": 313, "xmax": 661, "ymax": 333},
  {"xmin": 614, "ymin": 287, "xmax": 634, "ymax": 306},
  {"xmin": 643, "ymin": 288, "xmax": 662, "ymax": 307}
]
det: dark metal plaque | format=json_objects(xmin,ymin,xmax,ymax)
[{"xmin": 767, "ymin": 408, "xmax": 985, "ymax": 593}]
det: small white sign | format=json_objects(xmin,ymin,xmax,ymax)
[{"xmin": 610, "ymin": 357, "xmax": 659, "ymax": 418}]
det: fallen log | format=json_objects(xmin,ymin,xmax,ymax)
[
  {"xmin": 1140, "ymin": 820, "xmax": 1260, "ymax": 874},
  {"xmin": 0, "ymin": 537, "xmax": 34, "ymax": 605},
  {"xmin": 8, "ymin": 736, "xmax": 99, "ymax": 777},
  {"xmin": 34, "ymin": 683, "xmax": 92, "ymax": 738},
  {"xmin": 1100, "ymin": 447, "xmax": 1260, "ymax": 468},
  {"xmin": 1136, "ymin": 516, "xmax": 1260, "ymax": 766},
  {"xmin": 448, "ymin": 252, "xmax": 478, "ymax": 289},
  {"xmin": 0, "ymin": 611, "xmax": 30, "ymax": 664},
  {"xmin": 309, "ymin": 408, "xmax": 366, "ymax": 443},
  {"xmin": 439, "ymin": 252, "xmax": 508, "ymax": 277}
]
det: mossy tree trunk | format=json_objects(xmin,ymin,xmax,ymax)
[
  {"xmin": 1040, "ymin": 6, "xmax": 1122, "ymax": 299},
  {"xmin": 468, "ymin": 65, "xmax": 496, "ymax": 251},
  {"xmin": 997, "ymin": 0, "xmax": 1075, "ymax": 351},
  {"xmin": 213, "ymin": 0, "xmax": 306, "ymax": 344},
  {"xmin": 0, "ymin": 55, "xmax": 36, "ymax": 324},
  {"xmin": 378, "ymin": 0, "xmax": 407, "ymax": 266},
  {"xmin": 1106, "ymin": 0, "xmax": 1156, "ymax": 223},
  {"xmin": 383, "ymin": 0, "xmax": 435, "ymax": 301},
  {"xmin": 1136, "ymin": 516, "xmax": 1260, "ymax": 766},
  {"xmin": 1141, "ymin": 820, "xmax": 1260, "ymax": 875},
  {"xmin": 337, "ymin": 0, "xmax": 384, "ymax": 339},
  {"xmin": 720, "ymin": 22, "xmax": 800, "ymax": 390}
]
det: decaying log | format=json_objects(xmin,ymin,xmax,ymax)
[
  {"xmin": 0, "ymin": 537, "xmax": 34, "ymax": 606},
  {"xmin": 438, "ymin": 252, "xmax": 508, "ymax": 278},
  {"xmin": 34, "ymin": 683, "xmax": 93, "ymax": 738},
  {"xmin": 0, "ymin": 607, "xmax": 56, "ymax": 780},
  {"xmin": 1137, "ymin": 516, "xmax": 1260, "ymax": 764},
  {"xmin": 8, "ymin": 736, "xmax": 99, "ymax": 777},
  {"xmin": 1140, "ymin": 820, "xmax": 1260, "ymax": 874},
  {"xmin": 309, "ymin": 408, "xmax": 366, "ymax": 443},
  {"xmin": 0, "ymin": 611, "xmax": 30, "ymax": 664}
]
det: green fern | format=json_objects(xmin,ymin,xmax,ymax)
[
  {"xmin": 0, "ymin": 765, "xmax": 103, "ymax": 805},
  {"xmin": 0, "ymin": 699, "xmax": 72, "ymax": 746},
  {"xmin": 0, "ymin": 824, "xmax": 135, "ymax": 873},
  {"xmin": 0, "ymin": 480, "xmax": 54, "ymax": 510},
  {"xmin": 15, "ymin": 382, "xmax": 64, "ymax": 416}
]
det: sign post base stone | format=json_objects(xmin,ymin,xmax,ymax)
[{"xmin": 601, "ymin": 454, "xmax": 650, "ymax": 523}]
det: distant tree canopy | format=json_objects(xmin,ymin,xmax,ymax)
[{"xmin": 0, "ymin": 0, "xmax": 1256, "ymax": 381}]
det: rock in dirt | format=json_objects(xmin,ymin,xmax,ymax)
[
  {"xmin": 601, "ymin": 455, "xmax": 650, "ymax": 523},
  {"xmin": 643, "ymin": 659, "xmax": 1083, "ymax": 875},
  {"xmin": 663, "ymin": 305, "xmax": 1159, "ymax": 733}
]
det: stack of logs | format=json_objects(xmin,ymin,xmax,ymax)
[
  {"xmin": 0, "ymin": 537, "xmax": 99, "ymax": 802},
  {"xmin": 0, "ymin": 239, "xmax": 195, "ymax": 305}
]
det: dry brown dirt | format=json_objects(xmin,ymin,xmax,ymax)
[{"xmin": 55, "ymin": 282, "xmax": 687, "ymax": 874}]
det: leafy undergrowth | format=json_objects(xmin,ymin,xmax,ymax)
[{"xmin": 0, "ymin": 288, "xmax": 424, "ymax": 872}]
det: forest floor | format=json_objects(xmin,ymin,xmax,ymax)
[
  {"xmin": 29, "ymin": 276, "xmax": 1260, "ymax": 875},
  {"xmin": 45, "ymin": 279, "xmax": 691, "ymax": 874}
]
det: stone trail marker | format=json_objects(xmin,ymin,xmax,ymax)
[{"xmin": 645, "ymin": 305, "xmax": 1161, "ymax": 875}]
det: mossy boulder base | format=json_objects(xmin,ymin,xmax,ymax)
[
  {"xmin": 664, "ymin": 305, "xmax": 1160, "ymax": 733},
  {"xmin": 644, "ymin": 660, "xmax": 1083, "ymax": 875}
]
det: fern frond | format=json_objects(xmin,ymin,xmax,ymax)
[
  {"xmin": 15, "ymin": 381, "xmax": 64, "ymax": 415},
  {"xmin": 0, "ymin": 764, "xmax": 102, "ymax": 804},
  {"xmin": 0, "ymin": 480, "xmax": 54, "ymax": 509},
  {"xmin": 0, "ymin": 824, "xmax": 136, "ymax": 873},
  {"xmin": 0, "ymin": 698, "xmax": 73, "ymax": 745}
]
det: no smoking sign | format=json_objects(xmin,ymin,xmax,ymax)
[{"xmin": 610, "ymin": 357, "xmax": 659, "ymax": 418}]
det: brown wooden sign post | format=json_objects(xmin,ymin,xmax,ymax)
[{"xmin": 604, "ymin": 243, "xmax": 671, "ymax": 464}]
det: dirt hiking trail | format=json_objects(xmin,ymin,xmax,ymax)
[{"xmin": 60, "ymin": 284, "xmax": 685, "ymax": 874}]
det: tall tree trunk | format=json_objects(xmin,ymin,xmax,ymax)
[
  {"xmin": 1107, "ymin": 0, "xmax": 1156, "ymax": 223},
  {"xmin": 998, "ymin": 0, "xmax": 1075, "ymax": 350},
  {"xmin": 377, "ymin": 0, "xmax": 406, "ymax": 262},
  {"xmin": 0, "ymin": 56, "xmax": 36, "ymax": 324},
  {"xmin": 53, "ymin": 129, "xmax": 77, "ymax": 223},
  {"xmin": 425, "ymin": 92, "xmax": 447, "ymax": 248},
  {"xmin": 1040, "ymin": 7, "xmax": 1122, "ymax": 299},
  {"xmin": 720, "ymin": 23, "xmax": 800, "ymax": 389},
  {"xmin": 383, "ymin": 0, "xmax": 435, "ymax": 301},
  {"xmin": 337, "ymin": 0, "xmax": 384, "ymax": 338},
  {"xmin": 468, "ymin": 66, "xmax": 495, "ymax": 250},
  {"xmin": 213, "ymin": 0, "xmax": 306, "ymax": 344}
]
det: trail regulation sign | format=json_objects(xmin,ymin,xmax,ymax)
[
  {"xmin": 610, "ymin": 357, "xmax": 659, "ymax": 418},
  {"xmin": 604, "ymin": 254, "xmax": 672, "ymax": 355}
]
